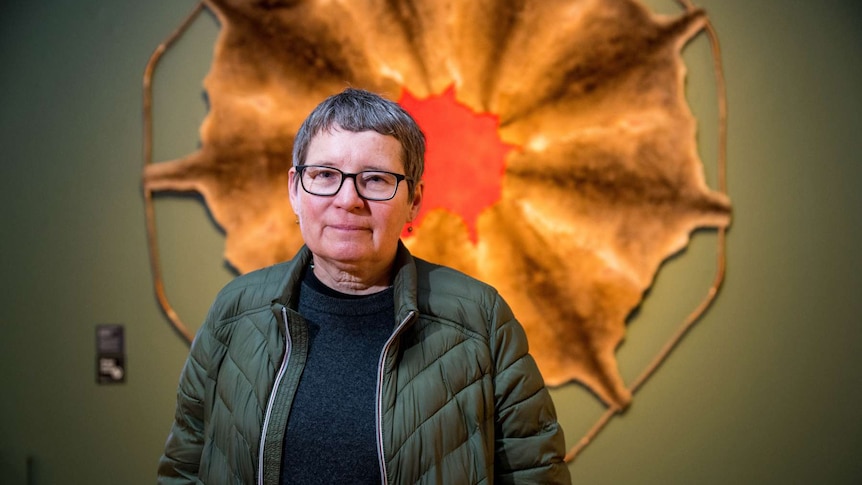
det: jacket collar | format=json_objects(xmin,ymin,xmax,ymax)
[
  {"xmin": 391, "ymin": 241, "xmax": 420, "ymax": 325},
  {"xmin": 270, "ymin": 245, "xmax": 312, "ymax": 321}
]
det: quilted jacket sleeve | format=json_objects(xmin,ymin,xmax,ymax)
[
  {"xmin": 490, "ymin": 294, "xmax": 572, "ymax": 484},
  {"xmin": 157, "ymin": 321, "xmax": 214, "ymax": 484}
]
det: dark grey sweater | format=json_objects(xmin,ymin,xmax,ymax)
[{"xmin": 280, "ymin": 269, "xmax": 394, "ymax": 484}]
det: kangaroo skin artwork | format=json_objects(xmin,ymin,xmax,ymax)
[{"xmin": 143, "ymin": 0, "xmax": 730, "ymax": 422}]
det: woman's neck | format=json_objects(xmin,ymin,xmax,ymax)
[{"xmin": 310, "ymin": 256, "xmax": 393, "ymax": 295}]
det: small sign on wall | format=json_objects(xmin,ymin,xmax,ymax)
[{"xmin": 96, "ymin": 324, "xmax": 125, "ymax": 384}]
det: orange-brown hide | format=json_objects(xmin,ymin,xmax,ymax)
[{"xmin": 143, "ymin": 0, "xmax": 731, "ymax": 410}]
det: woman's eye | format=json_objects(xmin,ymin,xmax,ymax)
[
  {"xmin": 363, "ymin": 173, "xmax": 391, "ymax": 185},
  {"xmin": 310, "ymin": 169, "xmax": 337, "ymax": 180}
]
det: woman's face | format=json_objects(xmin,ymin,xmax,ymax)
[{"xmin": 288, "ymin": 127, "xmax": 423, "ymax": 272}]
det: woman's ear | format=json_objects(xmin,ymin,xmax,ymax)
[
  {"xmin": 408, "ymin": 180, "xmax": 424, "ymax": 222},
  {"xmin": 288, "ymin": 167, "xmax": 299, "ymax": 212}
]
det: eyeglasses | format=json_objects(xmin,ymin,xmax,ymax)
[{"xmin": 295, "ymin": 165, "xmax": 411, "ymax": 201}]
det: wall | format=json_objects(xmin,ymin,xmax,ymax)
[{"xmin": 1, "ymin": 0, "xmax": 860, "ymax": 483}]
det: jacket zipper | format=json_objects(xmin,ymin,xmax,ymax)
[
  {"xmin": 257, "ymin": 306, "xmax": 292, "ymax": 485},
  {"xmin": 375, "ymin": 310, "xmax": 416, "ymax": 485}
]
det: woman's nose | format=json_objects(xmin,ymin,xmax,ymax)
[{"xmin": 333, "ymin": 175, "xmax": 365, "ymax": 208}]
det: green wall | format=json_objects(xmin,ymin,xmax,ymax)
[{"xmin": 1, "ymin": 0, "xmax": 860, "ymax": 483}]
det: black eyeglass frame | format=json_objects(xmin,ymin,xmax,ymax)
[{"xmin": 294, "ymin": 164, "xmax": 412, "ymax": 201}]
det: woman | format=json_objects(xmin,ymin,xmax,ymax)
[{"xmin": 158, "ymin": 88, "xmax": 571, "ymax": 484}]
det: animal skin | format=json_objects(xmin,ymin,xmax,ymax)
[{"xmin": 144, "ymin": 0, "xmax": 731, "ymax": 410}]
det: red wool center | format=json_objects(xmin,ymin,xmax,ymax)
[{"xmin": 399, "ymin": 87, "xmax": 513, "ymax": 243}]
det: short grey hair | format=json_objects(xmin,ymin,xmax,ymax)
[{"xmin": 292, "ymin": 88, "xmax": 426, "ymax": 202}]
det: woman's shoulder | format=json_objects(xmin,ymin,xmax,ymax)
[
  {"xmin": 413, "ymin": 257, "xmax": 496, "ymax": 298},
  {"xmin": 412, "ymin": 257, "xmax": 513, "ymax": 332},
  {"xmin": 219, "ymin": 261, "xmax": 292, "ymax": 295},
  {"xmin": 207, "ymin": 257, "xmax": 300, "ymax": 323}
]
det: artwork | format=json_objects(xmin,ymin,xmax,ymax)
[{"xmin": 143, "ymin": 0, "xmax": 730, "ymax": 460}]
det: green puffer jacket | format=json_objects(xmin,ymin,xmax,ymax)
[{"xmin": 158, "ymin": 243, "xmax": 571, "ymax": 484}]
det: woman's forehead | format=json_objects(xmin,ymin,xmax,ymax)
[{"xmin": 307, "ymin": 128, "xmax": 405, "ymax": 170}]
